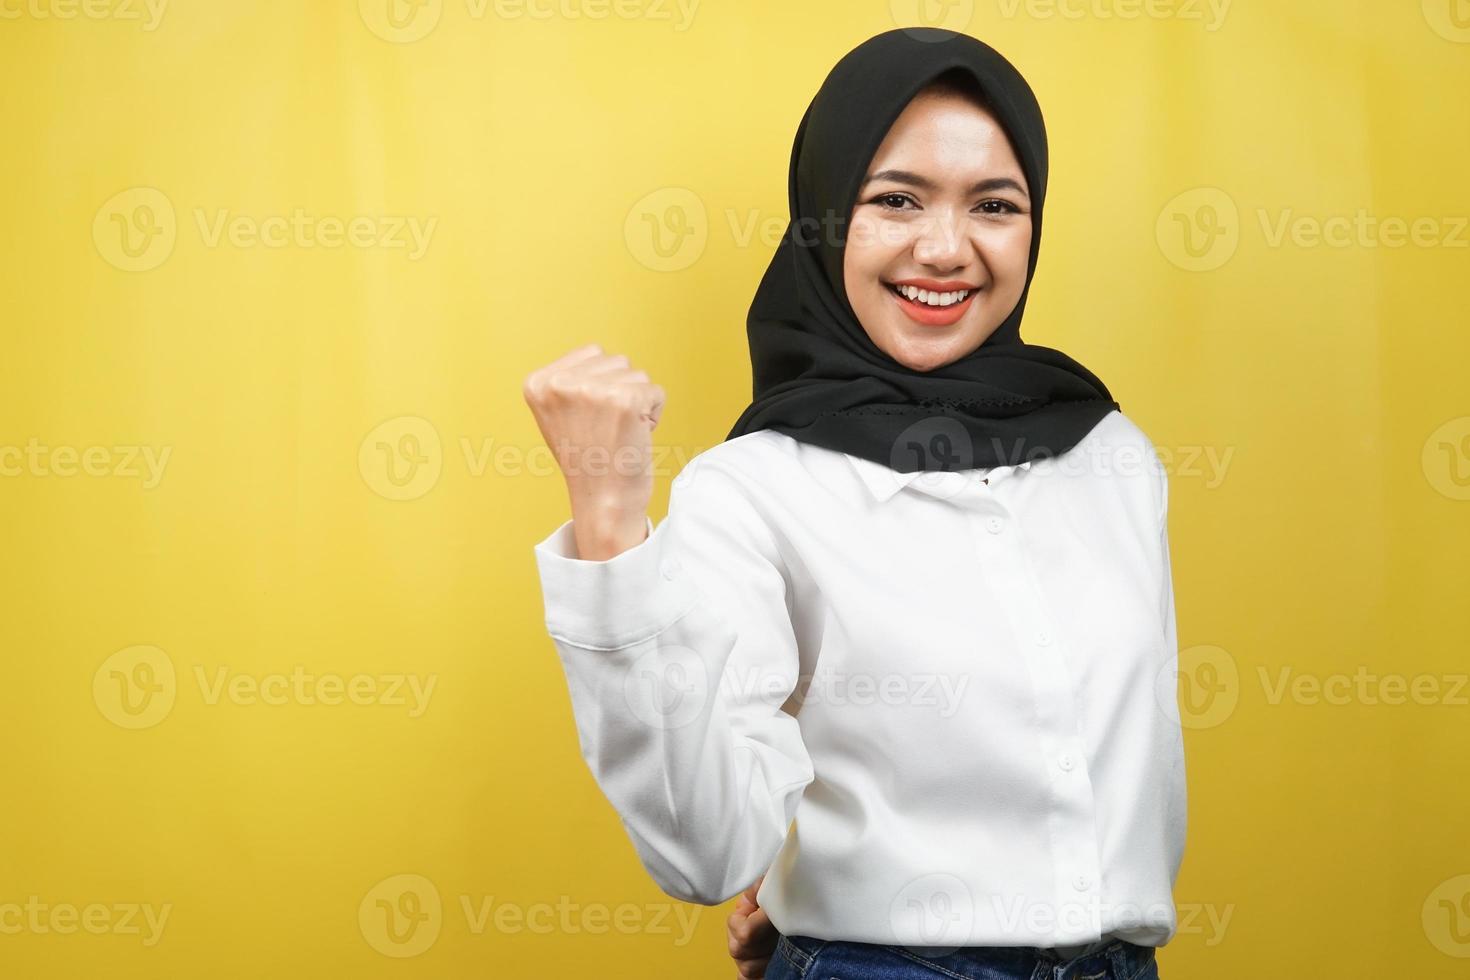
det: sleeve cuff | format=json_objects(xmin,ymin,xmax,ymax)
[{"xmin": 532, "ymin": 514, "xmax": 698, "ymax": 649}]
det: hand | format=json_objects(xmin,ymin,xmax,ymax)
[
  {"xmin": 727, "ymin": 874, "xmax": 778, "ymax": 979},
  {"xmin": 523, "ymin": 343, "xmax": 665, "ymax": 560}
]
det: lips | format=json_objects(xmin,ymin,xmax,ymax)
[{"xmin": 885, "ymin": 280, "xmax": 981, "ymax": 327}]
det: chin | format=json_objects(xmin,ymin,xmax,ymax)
[{"xmin": 881, "ymin": 332, "xmax": 970, "ymax": 372}]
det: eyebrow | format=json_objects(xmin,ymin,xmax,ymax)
[{"xmin": 862, "ymin": 169, "xmax": 1029, "ymax": 199}]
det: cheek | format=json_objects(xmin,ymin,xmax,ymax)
[
  {"xmin": 978, "ymin": 223, "xmax": 1033, "ymax": 279},
  {"xmin": 845, "ymin": 213, "xmax": 897, "ymax": 272},
  {"xmin": 843, "ymin": 219, "xmax": 898, "ymax": 298}
]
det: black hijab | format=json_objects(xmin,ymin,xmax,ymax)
[{"xmin": 725, "ymin": 27, "xmax": 1119, "ymax": 473}]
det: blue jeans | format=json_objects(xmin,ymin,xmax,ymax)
[{"xmin": 767, "ymin": 934, "xmax": 1161, "ymax": 980}]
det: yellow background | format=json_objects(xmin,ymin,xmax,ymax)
[{"xmin": 3, "ymin": 0, "xmax": 1469, "ymax": 976}]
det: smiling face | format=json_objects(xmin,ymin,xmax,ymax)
[{"xmin": 842, "ymin": 80, "xmax": 1034, "ymax": 372}]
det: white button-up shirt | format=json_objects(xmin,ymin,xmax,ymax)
[{"xmin": 532, "ymin": 409, "xmax": 1186, "ymax": 950}]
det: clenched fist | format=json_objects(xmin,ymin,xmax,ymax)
[
  {"xmin": 727, "ymin": 874, "xmax": 779, "ymax": 979},
  {"xmin": 523, "ymin": 343, "xmax": 666, "ymax": 561}
]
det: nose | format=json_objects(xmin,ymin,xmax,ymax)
[{"xmin": 912, "ymin": 207, "xmax": 974, "ymax": 271}]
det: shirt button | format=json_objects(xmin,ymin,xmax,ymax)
[
  {"xmin": 1035, "ymin": 629, "xmax": 1052, "ymax": 646},
  {"xmin": 1073, "ymin": 874, "xmax": 1092, "ymax": 891},
  {"xmin": 660, "ymin": 557, "xmax": 682, "ymax": 581},
  {"xmin": 985, "ymin": 516, "xmax": 1005, "ymax": 534},
  {"xmin": 1058, "ymin": 754, "xmax": 1075, "ymax": 772}
]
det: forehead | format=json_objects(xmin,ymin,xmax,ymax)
[{"xmin": 868, "ymin": 91, "xmax": 1023, "ymax": 174}]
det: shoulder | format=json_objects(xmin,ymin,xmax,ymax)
[
  {"xmin": 667, "ymin": 429, "xmax": 852, "ymax": 545},
  {"xmin": 1070, "ymin": 408, "xmax": 1168, "ymax": 523},
  {"xmin": 675, "ymin": 427, "xmax": 825, "ymax": 487},
  {"xmin": 671, "ymin": 429, "xmax": 812, "ymax": 508},
  {"xmin": 661, "ymin": 430, "xmax": 809, "ymax": 561},
  {"xmin": 1079, "ymin": 408, "xmax": 1161, "ymax": 458}
]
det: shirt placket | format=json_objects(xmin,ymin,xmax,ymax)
[{"xmin": 954, "ymin": 473, "xmax": 1105, "ymax": 944}]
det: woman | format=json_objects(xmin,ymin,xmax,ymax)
[{"xmin": 524, "ymin": 27, "xmax": 1183, "ymax": 980}]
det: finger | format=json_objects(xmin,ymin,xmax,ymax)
[
  {"xmin": 742, "ymin": 875, "xmax": 765, "ymax": 906},
  {"xmin": 728, "ymin": 913, "xmax": 756, "ymax": 948},
  {"xmin": 737, "ymin": 955, "xmax": 771, "ymax": 978},
  {"xmin": 613, "ymin": 381, "xmax": 664, "ymax": 426},
  {"xmin": 731, "ymin": 920, "xmax": 775, "ymax": 956},
  {"xmin": 585, "ymin": 368, "xmax": 651, "ymax": 389},
  {"xmin": 547, "ymin": 343, "xmax": 604, "ymax": 370},
  {"xmin": 644, "ymin": 390, "xmax": 664, "ymax": 428},
  {"xmin": 578, "ymin": 353, "xmax": 633, "ymax": 377}
]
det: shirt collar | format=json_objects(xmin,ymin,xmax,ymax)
[{"xmin": 842, "ymin": 452, "xmax": 1033, "ymax": 503}]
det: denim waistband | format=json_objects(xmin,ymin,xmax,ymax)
[
  {"xmin": 781, "ymin": 933, "xmax": 1157, "ymax": 980},
  {"xmin": 1045, "ymin": 937, "xmax": 1117, "ymax": 961}
]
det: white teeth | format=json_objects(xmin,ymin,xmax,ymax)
[{"xmin": 897, "ymin": 284, "xmax": 971, "ymax": 307}]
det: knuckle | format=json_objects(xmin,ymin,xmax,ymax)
[{"xmin": 546, "ymin": 372, "xmax": 584, "ymax": 399}]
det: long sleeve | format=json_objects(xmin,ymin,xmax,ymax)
[
  {"xmin": 1157, "ymin": 462, "xmax": 1188, "ymax": 883},
  {"xmin": 531, "ymin": 459, "xmax": 815, "ymax": 906},
  {"xmin": 1159, "ymin": 463, "xmax": 1175, "ymax": 651}
]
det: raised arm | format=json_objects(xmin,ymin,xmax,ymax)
[{"xmin": 524, "ymin": 344, "xmax": 814, "ymax": 905}]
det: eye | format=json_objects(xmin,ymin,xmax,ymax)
[
  {"xmin": 864, "ymin": 193, "xmax": 1024, "ymax": 215},
  {"xmin": 868, "ymin": 192, "xmax": 916, "ymax": 211}
]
